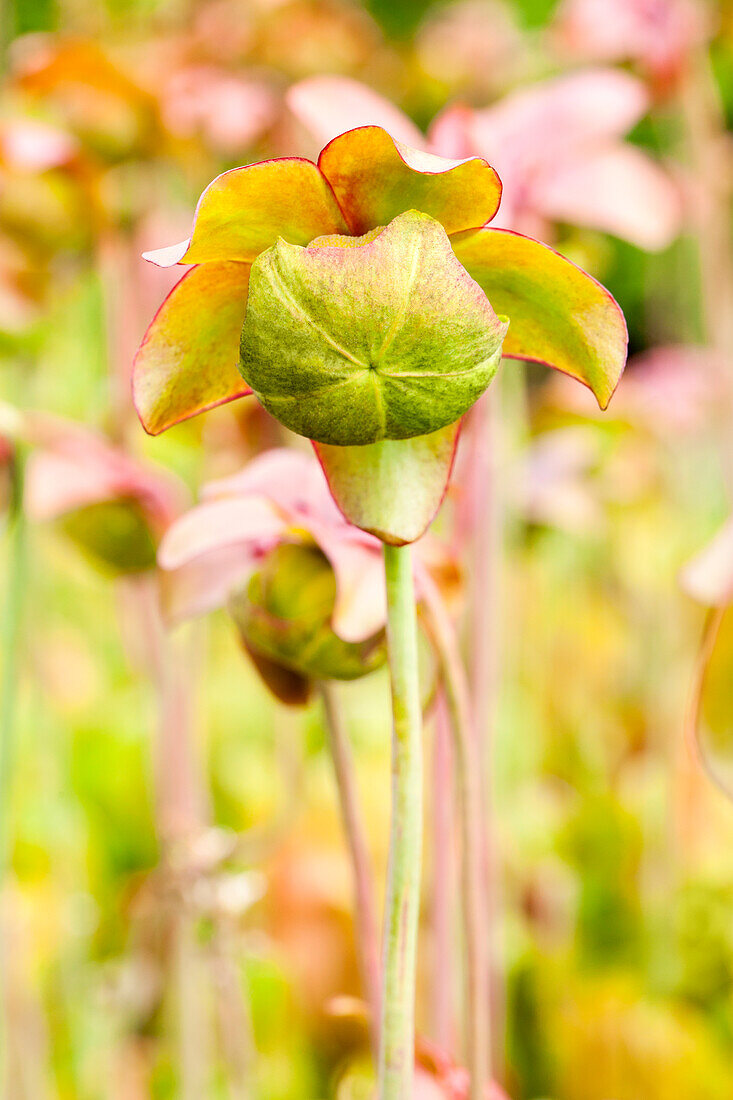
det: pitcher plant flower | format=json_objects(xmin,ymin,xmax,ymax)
[
  {"xmin": 24, "ymin": 420, "xmax": 185, "ymax": 574},
  {"xmin": 0, "ymin": 406, "xmax": 184, "ymax": 574},
  {"xmin": 134, "ymin": 123, "xmax": 626, "ymax": 542},
  {"xmin": 156, "ymin": 447, "xmax": 388, "ymax": 703},
  {"xmin": 132, "ymin": 123, "xmax": 627, "ymax": 1100}
]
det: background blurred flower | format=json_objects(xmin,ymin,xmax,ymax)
[
  {"xmin": 159, "ymin": 66, "xmax": 279, "ymax": 155},
  {"xmin": 551, "ymin": 0, "xmax": 713, "ymax": 87},
  {"xmin": 429, "ymin": 68, "xmax": 682, "ymax": 250},
  {"xmin": 22, "ymin": 414, "xmax": 185, "ymax": 572}
]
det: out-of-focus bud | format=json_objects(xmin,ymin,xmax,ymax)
[
  {"xmin": 228, "ymin": 542, "xmax": 386, "ymax": 689},
  {"xmin": 58, "ymin": 498, "xmax": 159, "ymax": 573}
]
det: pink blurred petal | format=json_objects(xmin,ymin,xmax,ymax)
[
  {"xmin": 162, "ymin": 66, "xmax": 278, "ymax": 154},
  {"xmin": 157, "ymin": 495, "xmax": 287, "ymax": 570},
  {"xmin": 287, "ymin": 75, "xmax": 426, "ymax": 150},
  {"xmin": 0, "ymin": 119, "xmax": 79, "ymax": 171},
  {"xmin": 680, "ymin": 518, "xmax": 733, "ymax": 608},
  {"xmin": 203, "ymin": 446, "xmax": 344, "ymax": 527},
  {"xmin": 536, "ymin": 143, "xmax": 682, "ymax": 250},
  {"xmin": 552, "ymin": 0, "xmax": 712, "ymax": 80},
  {"xmin": 427, "ymin": 103, "xmax": 476, "ymax": 159},
  {"xmin": 311, "ymin": 526, "xmax": 385, "ymax": 642},
  {"xmin": 203, "ymin": 448, "xmax": 386, "ymax": 640},
  {"xmin": 433, "ymin": 69, "xmax": 649, "ymax": 173},
  {"xmin": 23, "ymin": 419, "xmax": 185, "ymax": 531},
  {"xmin": 160, "ymin": 543, "xmax": 260, "ymax": 622},
  {"xmin": 430, "ymin": 69, "xmax": 670, "ymax": 242},
  {"xmin": 548, "ymin": 344, "xmax": 727, "ymax": 434}
]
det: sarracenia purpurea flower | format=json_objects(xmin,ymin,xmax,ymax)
[
  {"xmin": 157, "ymin": 447, "xmax": 389, "ymax": 701},
  {"xmin": 133, "ymin": 123, "xmax": 628, "ymax": 1100},
  {"xmin": 133, "ymin": 124, "xmax": 627, "ymax": 544}
]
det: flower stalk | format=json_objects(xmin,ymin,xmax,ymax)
[
  {"xmin": 318, "ymin": 681, "xmax": 381, "ymax": 1056},
  {"xmin": 421, "ymin": 571, "xmax": 490, "ymax": 1100},
  {"xmin": 0, "ymin": 447, "xmax": 27, "ymax": 1093},
  {"xmin": 379, "ymin": 543, "xmax": 423, "ymax": 1099}
]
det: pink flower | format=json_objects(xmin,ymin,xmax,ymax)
[
  {"xmin": 429, "ymin": 69, "xmax": 681, "ymax": 250},
  {"xmin": 551, "ymin": 0, "xmax": 712, "ymax": 86},
  {"xmin": 20, "ymin": 413, "xmax": 185, "ymax": 572},
  {"xmin": 157, "ymin": 447, "xmax": 387, "ymax": 641}
]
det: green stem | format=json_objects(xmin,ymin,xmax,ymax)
[
  {"xmin": 378, "ymin": 543, "xmax": 423, "ymax": 1100},
  {"xmin": 421, "ymin": 574, "xmax": 489, "ymax": 1100},
  {"xmin": 0, "ymin": 450, "xmax": 25, "ymax": 872},
  {"xmin": 0, "ymin": 448, "xmax": 26, "ymax": 1093}
]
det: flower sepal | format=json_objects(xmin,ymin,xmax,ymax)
[
  {"xmin": 239, "ymin": 210, "xmax": 508, "ymax": 447},
  {"xmin": 315, "ymin": 422, "xmax": 461, "ymax": 545}
]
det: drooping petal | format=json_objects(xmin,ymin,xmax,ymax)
[
  {"xmin": 160, "ymin": 543, "xmax": 261, "ymax": 623},
  {"xmin": 133, "ymin": 262, "xmax": 252, "ymax": 435},
  {"xmin": 203, "ymin": 446, "xmax": 344, "ymax": 526},
  {"xmin": 23, "ymin": 421, "xmax": 185, "ymax": 529},
  {"xmin": 308, "ymin": 525, "xmax": 386, "ymax": 641},
  {"xmin": 142, "ymin": 158, "xmax": 349, "ymax": 267},
  {"xmin": 318, "ymin": 125, "xmax": 502, "ymax": 236},
  {"xmin": 286, "ymin": 75, "xmax": 426, "ymax": 150},
  {"xmin": 157, "ymin": 495, "xmax": 287, "ymax": 570},
  {"xmin": 536, "ymin": 144, "xmax": 682, "ymax": 251},
  {"xmin": 314, "ymin": 422, "xmax": 462, "ymax": 545},
  {"xmin": 451, "ymin": 227, "xmax": 627, "ymax": 408}
]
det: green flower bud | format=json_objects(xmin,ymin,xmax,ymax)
[
  {"xmin": 239, "ymin": 210, "xmax": 508, "ymax": 447},
  {"xmin": 228, "ymin": 542, "xmax": 386, "ymax": 685},
  {"xmin": 60, "ymin": 498, "xmax": 158, "ymax": 573}
]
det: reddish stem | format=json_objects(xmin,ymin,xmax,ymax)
[{"xmin": 319, "ymin": 681, "xmax": 382, "ymax": 1057}]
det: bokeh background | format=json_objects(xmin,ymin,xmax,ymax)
[{"xmin": 2, "ymin": 0, "xmax": 733, "ymax": 1096}]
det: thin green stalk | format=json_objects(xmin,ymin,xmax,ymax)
[
  {"xmin": 378, "ymin": 543, "xmax": 423, "ymax": 1100},
  {"xmin": 0, "ymin": 448, "xmax": 27, "ymax": 1093},
  {"xmin": 421, "ymin": 573, "xmax": 489, "ymax": 1100},
  {"xmin": 319, "ymin": 681, "xmax": 381, "ymax": 1058},
  {"xmin": 1, "ymin": 450, "xmax": 26, "ymax": 871}
]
